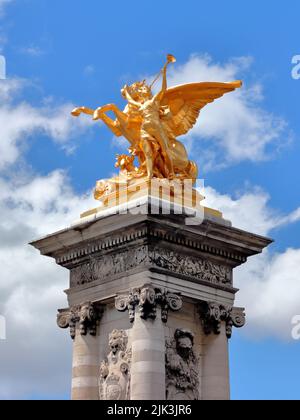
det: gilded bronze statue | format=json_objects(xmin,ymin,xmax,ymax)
[{"xmin": 72, "ymin": 55, "xmax": 242, "ymax": 204}]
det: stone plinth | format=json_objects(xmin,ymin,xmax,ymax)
[{"xmin": 30, "ymin": 200, "xmax": 272, "ymax": 400}]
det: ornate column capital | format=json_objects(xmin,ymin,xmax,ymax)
[
  {"xmin": 198, "ymin": 301, "xmax": 245, "ymax": 339},
  {"xmin": 57, "ymin": 301, "xmax": 104, "ymax": 340},
  {"xmin": 115, "ymin": 284, "xmax": 182, "ymax": 323}
]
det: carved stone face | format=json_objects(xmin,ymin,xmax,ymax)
[
  {"xmin": 109, "ymin": 338, "xmax": 121, "ymax": 355},
  {"xmin": 140, "ymin": 286, "xmax": 155, "ymax": 305},
  {"xmin": 176, "ymin": 336, "xmax": 193, "ymax": 360}
]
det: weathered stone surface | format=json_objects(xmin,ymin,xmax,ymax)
[
  {"xmin": 99, "ymin": 329, "xmax": 132, "ymax": 401},
  {"xmin": 57, "ymin": 302, "xmax": 104, "ymax": 340},
  {"xmin": 30, "ymin": 208, "xmax": 272, "ymax": 401},
  {"xmin": 198, "ymin": 302, "xmax": 246, "ymax": 339},
  {"xmin": 166, "ymin": 329, "xmax": 199, "ymax": 400},
  {"xmin": 115, "ymin": 284, "xmax": 182, "ymax": 323}
]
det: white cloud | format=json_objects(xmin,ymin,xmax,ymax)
[
  {"xmin": 0, "ymin": 79, "xmax": 93, "ymax": 169},
  {"xmin": 0, "ymin": 170, "xmax": 95, "ymax": 399},
  {"xmin": 166, "ymin": 55, "xmax": 290, "ymax": 171},
  {"xmin": 234, "ymin": 248, "xmax": 300, "ymax": 340},
  {"xmin": 0, "ymin": 74, "xmax": 96, "ymax": 399},
  {"xmin": 203, "ymin": 186, "xmax": 300, "ymax": 340},
  {"xmin": 202, "ymin": 186, "xmax": 278, "ymax": 236}
]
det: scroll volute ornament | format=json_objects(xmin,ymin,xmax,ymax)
[
  {"xmin": 57, "ymin": 302, "xmax": 104, "ymax": 340},
  {"xmin": 198, "ymin": 302, "xmax": 246, "ymax": 339},
  {"xmin": 115, "ymin": 284, "xmax": 182, "ymax": 323}
]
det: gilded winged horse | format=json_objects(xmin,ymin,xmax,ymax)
[{"xmin": 72, "ymin": 55, "xmax": 242, "ymax": 194}]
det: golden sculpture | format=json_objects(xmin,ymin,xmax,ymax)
[{"xmin": 72, "ymin": 54, "xmax": 242, "ymax": 212}]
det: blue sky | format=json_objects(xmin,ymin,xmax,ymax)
[{"xmin": 0, "ymin": 0, "xmax": 300, "ymax": 400}]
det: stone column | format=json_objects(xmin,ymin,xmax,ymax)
[
  {"xmin": 201, "ymin": 323, "xmax": 230, "ymax": 400},
  {"xmin": 71, "ymin": 331, "xmax": 99, "ymax": 400},
  {"xmin": 57, "ymin": 302, "xmax": 104, "ymax": 400},
  {"xmin": 116, "ymin": 284, "xmax": 183, "ymax": 400},
  {"xmin": 130, "ymin": 312, "xmax": 166, "ymax": 400},
  {"xmin": 198, "ymin": 302, "xmax": 246, "ymax": 400}
]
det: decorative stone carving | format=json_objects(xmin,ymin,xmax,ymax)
[
  {"xmin": 150, "ymin": 248, "xmax": 232, "ymax": 286},
  {"xmin": 166, "ymin": 329, "xmax": 199, "ymax": 400},
  {"xmin": 198, "ymin": 302, "xmax": 246, "ymax": 339},
  {"xmin": 99, "ymin": 329, "xmax": 131, "ymax": 401},
  {"xmin": 70, "ymin": 246, "xmax": 148, "ymax": 287},
  {"xmin": 115, "ymin": 284, "xmax": 182, "ymax": 323},
  {"xmin": 70, "ymin": 245, "xmax": 232, "ymax": 288},
  {"xmin": 57, "ymin": 302, "xmax": 104, "ymax": 340}
]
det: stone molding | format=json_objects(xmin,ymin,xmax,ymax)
[
  {"xmin": 198, "ymin": 302, "xmax": 246, "ymax": 339},
  {"xmin": 70, "ymin": 246, "xmax": 232, "ymax": 289},
  {"xmin": 115, "ymin": 284, "xmax": 183, "ymax": 323},
  {"xmin": 56, "ymin": 225, "xmax": 247, "ymax": 267},
  {"xmin": 57, "ymin": 301, "xmax": 104, "ymax": 340}
]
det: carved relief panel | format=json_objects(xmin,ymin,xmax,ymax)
[
  {"xmin": 99, "ymin": 330, "xmax": 132, "ymax": 401},
  {"xmin": 166, "ymin": 329, "xmax": 199, "ymax": 400}
]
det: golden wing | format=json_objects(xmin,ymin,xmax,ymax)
[{"xmin": 161, "ymin": 81, "xmax": 242, "ymax": 137}]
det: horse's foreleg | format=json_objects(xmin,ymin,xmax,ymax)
[
  {"xmin": 93, "ymin": 104, "xmax": 127, "ymax": 121},
  {"xmin": 71, "ymin": 106, "xmax": 95, "ymax": 117}
]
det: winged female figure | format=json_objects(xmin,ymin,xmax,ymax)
[{"xmin": 72, "ymin": 55, "xmax": 242, "ymax": 199}]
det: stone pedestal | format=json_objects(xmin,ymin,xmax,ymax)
[{"xmin": 30, "ymin": 201, "xmax": 272, "ymax": 400}]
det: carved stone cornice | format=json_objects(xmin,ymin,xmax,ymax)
[
  {"xmin": 198, "ymin": 302, "xmax": 245, "ymax": 339},
  {"xmin": 55, "ymin": 224, "xmax": 248, "ymax": 267},
  {"xmin": 115, "ymin": 284, "xmax": 182, "ymax": 323},
  {"xmin": 57, "ymin": 302, "xmax": 104, "ymax": 340}
]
